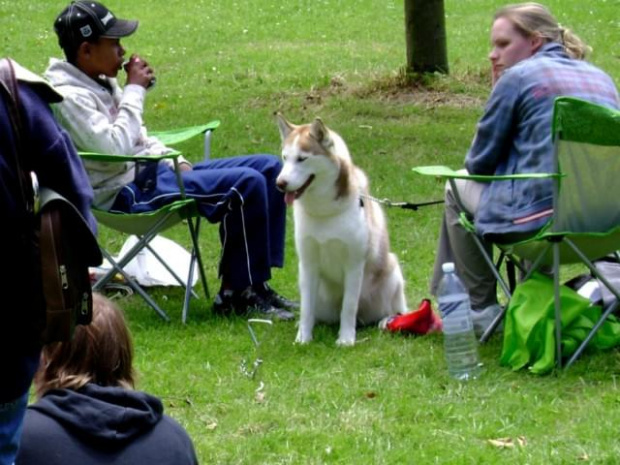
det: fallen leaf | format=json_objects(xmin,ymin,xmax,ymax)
[{"xmin": 488, "ymin": 438, "xmax": 514, "ymax": 449}]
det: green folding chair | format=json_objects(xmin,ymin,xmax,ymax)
[
  {"xmin": 81, "ymin": 120, "xmax": 220, "ymax": 323},
  {"xmin": 414, "ymin": 97, "xmax": 620, "ymax": 369}
]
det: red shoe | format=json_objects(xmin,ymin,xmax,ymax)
[{"xmin": 379, "ymin": 299, "xmax": 443, "ymax": 335}]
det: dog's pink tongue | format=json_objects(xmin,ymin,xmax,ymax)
[{"xmin": 284, "ymin": 192, "xmax": 296, "ymax": 205}]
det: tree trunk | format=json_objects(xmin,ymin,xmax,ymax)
[{"xmin": 404, "ymin": 0, "xmax": 449, "ymax": 74}]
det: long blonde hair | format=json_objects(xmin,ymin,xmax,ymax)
[
  {"xmin": 494, "ymin": 2, "xmax": 591, "ymax": 59},
  {"xmin": 34, "ymin": 293, "xmax": 136, "ymax": 399}
]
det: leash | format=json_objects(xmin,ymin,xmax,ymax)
[
  {"xmin": 359, "ymin": 193, "xmax": 444, "ymax": 210},
  {"xmin": 240, "ymin": 318, "xmax": 273, "ymax": 402},
  {"xmin": 240, "ymin": 318, "xmax": 273, "ymax": 380}
]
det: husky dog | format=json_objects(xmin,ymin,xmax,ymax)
[{"xmin": 275, "ymin": 115, "xmax": 408, "ymax": 345}]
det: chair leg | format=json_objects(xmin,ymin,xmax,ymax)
[
  {"xmin": 479, "ymin": 253, "xmax": 535, "ymax": 343},
  {"xmin": 189, "ymin": 217, "xmax": 209, "ymax": 300},
  {"xmin": 121, "ymin": 225, "xmax": 206, "ymax": 324},
  {"xmin": 473, "ymin": 235, "xmax": 512, "ymax": 301},
  {"xmin": 553, "ymin": 242, "xmax": 562, "ymax": 369},
  {"xmin": 95, "ymin": 210, "xmax": 210, "ymax": 323},
  {"xmin": 183, "ymin": 254, "xmax": 196, "ymax": 324},
  {"xmin": 182, "ymin": 216, "xmax": 209, "ymax": 324},
  {"xmin": 95, "ymin": 248, "xmax": 171, "ymax": 322},
  {"xmin": 145, "ymin": 241, "xmax": 198, "ymax": 297},
  {"xmin": 479, "ymin": 306, "xmax": 507, "ymax": 343},
  {"xmin": 120, "ymin": 271, "xmax": 171, "ymax": 322},
  {"xmin": 471, "ymin": 234, "xmax": 513, "ymax": 343},
  {"xmin": 564, "ymin": 241, "xmax": 620, "ymax": 369},
  {"xmin": 565, "ymin": 300, "xmax": 619, "ymax": 369},
  {"xmin": 94, "ymin": 238, "xmax": 153, "ymax": 289}
]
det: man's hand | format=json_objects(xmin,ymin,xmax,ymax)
[
  {"xmin": 124, "ymin": 54, "xmax": 155, "ymax": 89},
  {"xmin": 179, "ymin": 162, "xmax": 193, "ymax": 172}
]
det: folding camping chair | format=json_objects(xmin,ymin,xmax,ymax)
[
  {"xmin": 81, "ymin": 120, "xmax": 220, "ymax": 323},
  {"xmin": 413, "ymin": 97, "xmax": 620, "ymax": 369}
]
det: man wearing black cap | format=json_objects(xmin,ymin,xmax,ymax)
[
  {"xmin": 53, "ymin": 0, "xmax": 139, "ymax": 63},
  {"xmin": 45, "ymin": 1, "xmax": 298, "ymax": 320}
]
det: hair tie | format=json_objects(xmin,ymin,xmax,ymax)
[{"xmin": 558, "ymin": 25, "xmax": 566, "ymax": 43}]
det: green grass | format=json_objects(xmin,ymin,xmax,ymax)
[{"xmin": 3, "ymin": 0, "xmax": 620, "ymax": 463}]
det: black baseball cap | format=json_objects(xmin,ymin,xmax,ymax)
[{"xmin": 54, "ymin": 1, "xmax": 138, "ymax": 49}]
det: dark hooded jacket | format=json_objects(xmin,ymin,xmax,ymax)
[
  {"xmin": 1, "ymin": 64, "xmax": 96, "ymax": 404},
  {"xmin": 15, "ymin": 384, "xmax": 198, "ymax": 464}
]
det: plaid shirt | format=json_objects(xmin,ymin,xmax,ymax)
[{"xmin": 465, "ymin": 42, "xmax": 619, "ymax": 237}]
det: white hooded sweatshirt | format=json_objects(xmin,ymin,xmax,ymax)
[{"xmin": 44, "ymin": 58, "xmax": 186, "ymax": 209}]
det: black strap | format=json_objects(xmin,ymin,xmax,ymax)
[
  {"xmin": 398, "ymin": 199, "xmax": 445, "ymax": 211},
  {"xmin": 0, "ymin": 58, "xmax": 33, "ymax": 213}
]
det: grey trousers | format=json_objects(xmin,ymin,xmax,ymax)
[{"xmin": 430, "ymin": 176, "xmax": 498, "ymax": 310}]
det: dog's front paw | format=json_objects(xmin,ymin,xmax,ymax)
[
  {"xmin": 336, "ymin": 328, "xmax": 356, "ymax": 346},
  {"xmin": 295, "ymin": 328, "xmax": 313, "ymax": 344},
  {"xmin": 336, "ymin": 336, "xmax": 355, "ymax": 347}
]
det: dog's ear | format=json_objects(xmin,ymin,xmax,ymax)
[
  {"xmin": 275, "ymin": 113, "xmax": 295, "ymax": 141},
  {"xmin": 310, "ymin": 117, "xmax": 332, "ymax": 149}
]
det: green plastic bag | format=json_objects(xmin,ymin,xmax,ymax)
[{"xmin": 500, "ymin": 272, "xmax": 620, "ymax": 374}]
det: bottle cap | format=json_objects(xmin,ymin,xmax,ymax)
[{"xmin": 442, "ymin": 262, "xmax": 455, "ymax": 273}]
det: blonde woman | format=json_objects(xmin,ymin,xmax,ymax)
[
  {"xmin": 16, "ymin": 294, "xmax": 198, "ymax": 465},
  {"xmin": 431, "ymin": 3, "xmax": 619, "ymax": 336}
]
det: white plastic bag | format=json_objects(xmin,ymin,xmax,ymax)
[{"xmin": 118, "ymin": 235, "xmax": 198, "ymax": 287}]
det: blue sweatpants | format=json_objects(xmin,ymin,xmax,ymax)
[{"xmin": 111, "ymin": 154, "xmax": 286, "ymax": 291}]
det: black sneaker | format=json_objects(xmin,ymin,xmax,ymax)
[
  {"xmin": 212, "ymin": 290, "xmax": 246, "ymax": 316},
  {"xmin": 213, "ymin": 287, "xmax": 295, "ymax": 321},
  {"xmin": 253, "ymin": 282, "xmax": 299, "ymax": 311}
]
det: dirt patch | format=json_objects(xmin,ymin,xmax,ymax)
[
  {"xmin": 301, "ymin": 72, "xmax": 487, "ymax": 109},
  {"xmin": 358, "ymin": 87, "xmax": 485, "ymax": 108}
]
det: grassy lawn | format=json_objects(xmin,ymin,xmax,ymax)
[{"xmin": 3, "ymin": 0, "xmax": 620, "ymax": 463}]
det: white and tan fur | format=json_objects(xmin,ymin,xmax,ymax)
[{"xmin": 275, "ymin": 115, "xmax": 407, "ymax": 346}]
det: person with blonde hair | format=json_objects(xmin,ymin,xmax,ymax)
[
  {"xmin": 430, "ymin": 2, "xmax": 619, "ymax": 336},
  {"xmin": 15, "ymin": 293, "xmax": 198, "ymax": 465},
  {"xmin": 490, "ymin": 2, "xmax": 591, "ymax": 83}
]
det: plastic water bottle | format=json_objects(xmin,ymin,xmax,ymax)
[{"xmin": 438, "ymin": 262, "xmax": 481, "ymax": 380}]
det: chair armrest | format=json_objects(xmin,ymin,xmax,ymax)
[
  {"xmin": 79, "ymin": 151, "xmax": 181, "ymax": 163},
  {"xmin": 79, "ymin": 121, "xmax": 221, "ymax": 199},
  {"xmin": 413, "ymin": 165, "xmax": 563, "ymax": 224},
  {"xmin": 412, "ymin": 165, "xmax": 561, "ymax": 181},
  {"xmin": 79, "ymin": 151, "xmax": 191, "ymax": 199},
  {"xmin": 80, "ymin": 121, "xmax": 220, "ymax": 164},
  {"xmin": 150, "ymin": 120, "xmax": 220, "ymax": 146}
]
